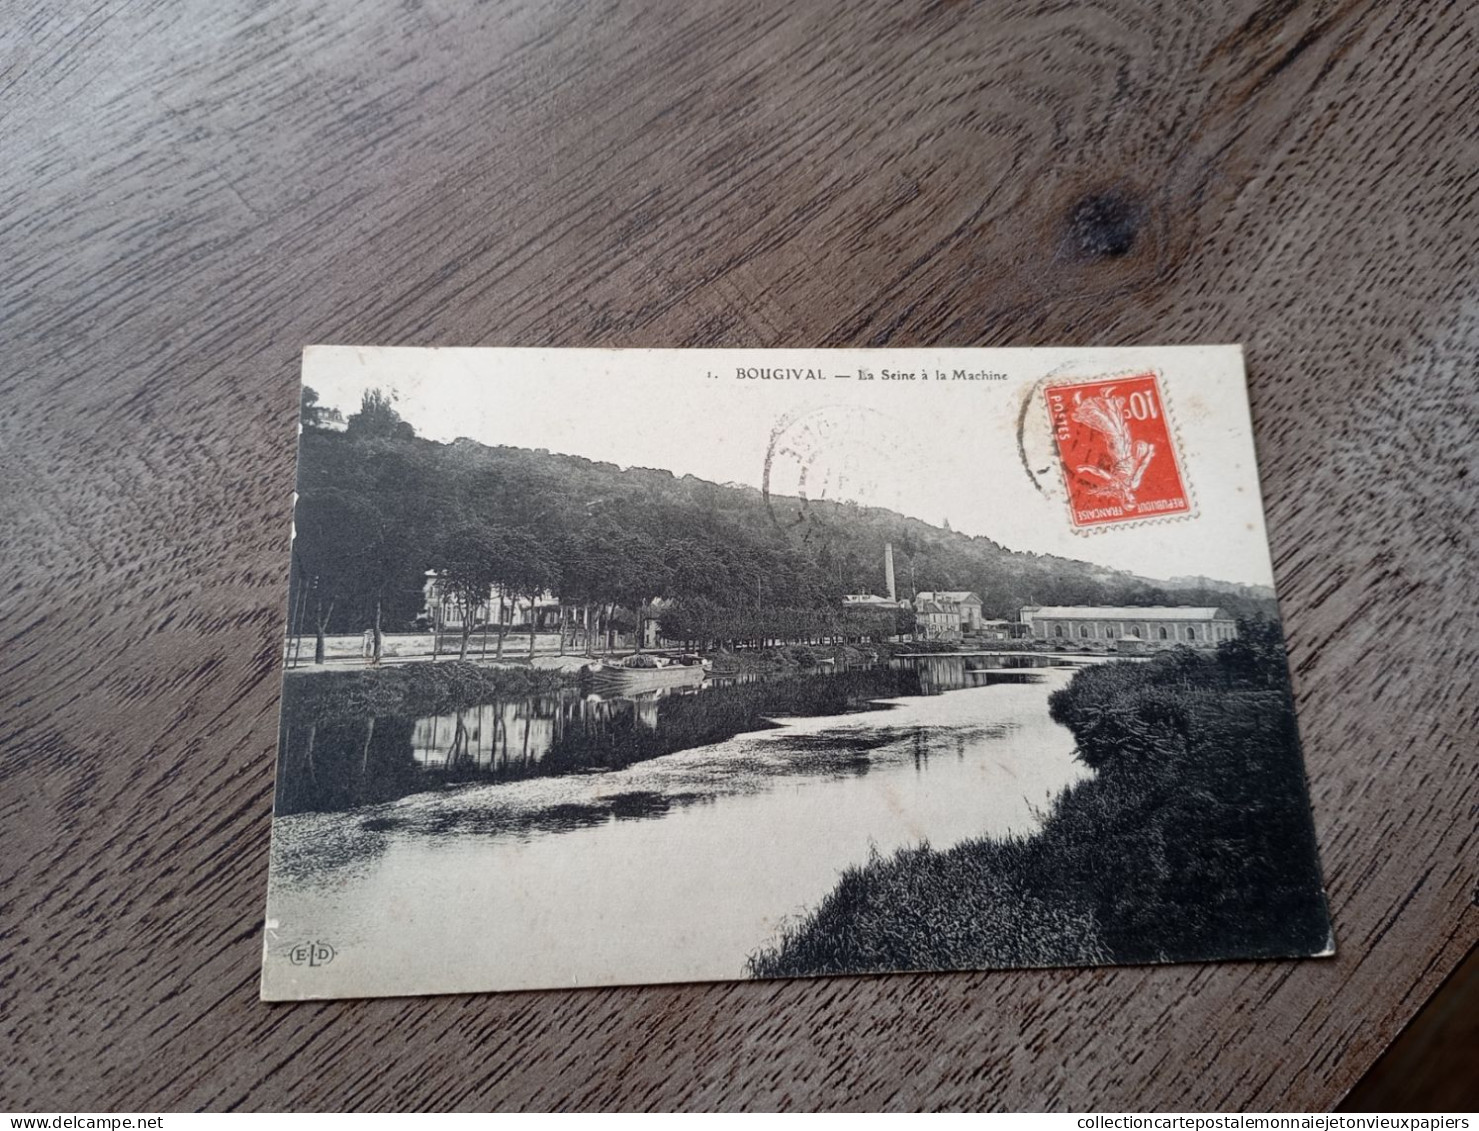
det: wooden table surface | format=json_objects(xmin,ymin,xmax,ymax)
[{"xmin": 3, "ymin": 0, "xmax": 1476, "ymax": 1112}]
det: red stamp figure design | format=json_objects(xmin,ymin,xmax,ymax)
[{"xmin": 1045, "ymin": 373, "xmax": 1190, "ymax": 528}]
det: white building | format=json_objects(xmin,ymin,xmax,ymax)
[
  {"xmin": 422, "ymin": 572, "xmax": 560, "ymax": 632},
  {"xmin": 915, "ymin": 591, "xmax": 985, "ymax": 633},
  {"xmin": 914, "ymin": 599, "xmax": 962, "ymax": 641},
  {"xmin": 1021, "ymin": 605, "xmax": 1237, "ymax": 648},
  {"xmin": 842, "ymin": 593, "xmax": 909, "ymax": 608}
]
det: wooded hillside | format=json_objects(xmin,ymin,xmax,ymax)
[{"xmin": 291, "ymin": 389, "xmax": 1276, "ymax": 650}]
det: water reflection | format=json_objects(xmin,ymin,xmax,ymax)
[
  {"xmin": 275, "ymin": 665, "xmax": 933, "ymax": 817},
  {"xmin": 264, "ymin": 660, "xmax": 1095, "ymax": 997},
  {"xmin": 897, "ymin": 652, "xmax": 1071, "ymax": 694},
  {"xmin": 275, "ymin": 654, "xmax": 1084, "ymax": 818},
  {"xmin": 409, "ymin": 691, "xmax": 679, "ymax": 772}
]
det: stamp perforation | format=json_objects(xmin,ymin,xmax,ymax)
[{"xmin": 1042, "ymin": 368, "xmax": 1199, "ymax": 535}]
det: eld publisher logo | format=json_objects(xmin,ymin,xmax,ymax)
[{"xmin": 288, "ymin": 941, "xmax": 336, "ymax": 967}]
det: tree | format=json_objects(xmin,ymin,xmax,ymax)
[
  {"xmin": 293, "ymin": 431, "xmax": 440, "ymax": 662},
  {"xmin": 292, "ymin": 490, "xmax": 371, "ymax": 663},
  {"xmin": 1217, "ymin": 617, "xmax": 1288, "ymax": 689},
  {"xmin": 346, "ymin": 388, "xmax": 415, "ymax": 441},
  {"xmin": 434, "ymin": 525, "xmax": 502, "ymax": 661},
  {"xmin": 553, "ymin": 531, "xmax": 605, "ymax": 655},
  {"xmin": 300, "ymin": 386, "xmax": 327, "ymax": 431},
  {"xmin": 354, "ymin": 442, "xmax": 443, "ymax": 661},
  {"xmin": 435, "ymin": 525, "xmax": 561, "ymax": 660},
  {"xmin": 606, "ymin": 535, "xmax": 671, "ymax": 652},
  {"xmin": 490, "ymin": 529, "xmax": 559, "ymax": 658}
]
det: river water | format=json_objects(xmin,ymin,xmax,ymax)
[{"xmin": 263, "ymin": 655, "xmax": 1092, "ymax": 998}]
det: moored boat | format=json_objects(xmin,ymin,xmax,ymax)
[{"xmin": 586, "ymin": 654, "xmax": 707, "ymax": 692}]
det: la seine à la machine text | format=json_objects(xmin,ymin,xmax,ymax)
[{"xmin": 731, "ymin": 367, "xmax": 1007, "ymax": 382}]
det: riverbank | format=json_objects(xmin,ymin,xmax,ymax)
[
  {"xmin": 747, "ymin": 626, "xmax": 1331, "ymax": 977},
  {"xmin": 281, "ymin": 640, "xmax": 917, "ymax": 717},
  {"xmin": 274, "ymin": 659, "xmax": 937, "ymax": 815},
  {"xmin": 283, "ymin": 661, "xmax": 572, "ymax": 724},
  {"xmin": 707, "ymin": 639, "xmax": 964, "ymax": 675}
]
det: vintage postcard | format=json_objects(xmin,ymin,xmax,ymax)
[{"xmin": 261, "ymin": 345, "xmax": 1332, "ymax": 1001}]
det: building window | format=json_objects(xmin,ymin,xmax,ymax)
[
  {"xmin": 1128, "ymin": 627, "xmax": 1140, "ymax": 638},
  {"xmin": 1186, "ymin": 627, "xmax": 1197, "ymax": 642},
  {"xmin": 1106, "ymin": 626, "xmax": 1117, "ymax": 639},
  {"xmin": 1054, "ymin": 624, "xmax": 1064, "ymax": 637},
  {"xmin": 1158, "ymin": 627, "xmax": 1168, "ymax": 640},
  {"xmin": 1079, "ymin": 625, "xmax": 1090, "ymax": 638}
]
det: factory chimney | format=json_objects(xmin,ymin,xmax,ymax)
[{"xmin": 884, "ymin": 542, "xmax": 897, "ymax": 603}]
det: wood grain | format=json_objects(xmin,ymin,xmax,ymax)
[
  {"xmin": 2, "ymin": 0, "xmax": 1476, "ymax": 1111},
  {"xmin": 1340, "ymin": 944, "xmax": 1479, "ymax": 1111}
]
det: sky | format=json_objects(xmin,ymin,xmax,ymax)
[{"xmin": 301, "ymin": 345, "xmax": 1278, "ymax": 588}]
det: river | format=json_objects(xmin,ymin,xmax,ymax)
[{"xmin": 262, "ymin": 655, "xmax": 1093, "ymax": 998}]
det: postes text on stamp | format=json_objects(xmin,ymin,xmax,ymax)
[{"xmin": 1045, "ymin": 372, "xmax": 1190, "ymax": 529}]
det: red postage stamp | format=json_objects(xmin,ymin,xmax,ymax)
[{"xmin": 1045, "ymin": 372, "xmax": 1191, "ymax": 528}]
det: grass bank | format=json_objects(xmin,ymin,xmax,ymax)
[
  {"xmin": 748, "ymin": 624, "xmax": 1331, "ymax": 977},
  {"xmin": 282, "ymin": 661, "xmax": 571, "ymax": 726}
]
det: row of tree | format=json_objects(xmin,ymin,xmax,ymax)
[{"xmin": 289, "ymin": 387, "xmax": 1276, "ymax": 663}]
